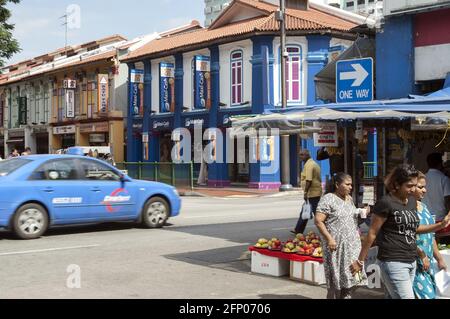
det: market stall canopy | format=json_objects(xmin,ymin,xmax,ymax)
[
  {"xmin": 230, "ymin": 107, "xmax": 450, "ymax": 133},
  {"xmin": 314, "ymin": 37, "xmax": 376, "ymax": 102}
]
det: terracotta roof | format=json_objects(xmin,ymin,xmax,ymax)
[
  {"xmin": 124, "ymin": 0, "xmax": 357, "ymax": 61},
  {"xmin": 4, "ymin": 35, "xmax": 126, "ymax": 71},
  {"xmin": 0, "ymin": 50, "xmax": 116, "ymax": 86}
]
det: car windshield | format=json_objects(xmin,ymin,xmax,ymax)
[{"xmin": 0, "ymin": 158, "xmax": 31, "ymax": 176}]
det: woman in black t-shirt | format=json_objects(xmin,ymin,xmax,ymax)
[{"xmin": 350, "ymin": 165, "xmax": 450, "ymax": 299}]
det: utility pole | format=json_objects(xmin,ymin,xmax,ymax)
[
  {"xmin": 278, "ymin": 0, "xmax": 293, "ymax": 191},
  {"xmin": 60, "ymin": 14, "xmax": 68, "ymax": 55}
]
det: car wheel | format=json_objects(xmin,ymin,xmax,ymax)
[
  {"xmin": 142, "ymin": 197, "xmax": 170, "ymax": 229},
  {"xmin": 12, "ymin": 203, "xmax": 49, "ymax": 240}
]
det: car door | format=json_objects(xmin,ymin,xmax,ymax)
[
  {"xmin": 29, "ymin": 158, "xmax": 91, "ymax": 223},
  {"xmin": 78, "ymin": 158, "xmax": 138, "ymax": 219}
]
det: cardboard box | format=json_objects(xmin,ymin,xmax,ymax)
[
  {"xmin": 251, "ymin": 251, "xmax": 290, "ymax": 277},
  {"xmin": 439, "ymin": 249, "xmax": 450, "ymax": 269},
  {"xmin": 290, "ymin": 261, "xmax": 326, "ymax": 285}
]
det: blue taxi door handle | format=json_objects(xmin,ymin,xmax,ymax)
[
  {"xmin": 43, "ymin": 187, "xmax": 54, "ymax": 193},
  {"xmin": 90, "ymin": 187, "xmax": 101, "ymax": 193}
]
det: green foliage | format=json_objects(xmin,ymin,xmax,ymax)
[{"xmin": 0, "ymin": 0, "xmax": 20, "ymax": 67}]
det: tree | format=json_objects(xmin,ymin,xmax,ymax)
[{"xmin": 0, "ymin": 0, "xmax": 20, "ymax": 67}]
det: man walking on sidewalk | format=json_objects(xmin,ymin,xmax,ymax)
[{"xmin": 293, "ymin": 149, "xmax": 323, "ymax": 234}]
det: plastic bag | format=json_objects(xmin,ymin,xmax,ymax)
[
  {"xmin": 436, "ymin": 270, "xmax": 450, "ymax": 298},
  {"xmin": 301, "ymin": 200, "xmax": 313, "ymax": 220}
]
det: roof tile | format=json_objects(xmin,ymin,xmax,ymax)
[{"xmin": 124, "ymin": 0, "xmax": 357, "ymax": 61}]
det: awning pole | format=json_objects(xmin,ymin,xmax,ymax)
[
  {"xmin": 344, "ymin": 125, "xmax": 348, "ymax": 174},
  {"xmin": 382, "ymin": 126, "xmax": 387, "ymax": 196},
  {"xmin": 279, "ymin": 0, "xmax": 293, "ymax": 192}
]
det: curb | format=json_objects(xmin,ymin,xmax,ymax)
[{"xmin": 179, "ymin": 191, "xmax": 208, "ymax": 197}]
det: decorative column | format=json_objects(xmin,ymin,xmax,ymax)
[{"xmin": 208, "ymin": 45, "xmax": 230, "ymax": 187}]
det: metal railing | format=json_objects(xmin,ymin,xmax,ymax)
[
  {"xmin": 363, "ymin": 162, "xmax": 376, "ymax": 179},
  {"xmin": 115, "ymin": 162, "xmax": 194, "ymax": 190}
]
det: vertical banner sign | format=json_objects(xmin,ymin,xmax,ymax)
[
  {"xmin": 159, "ymin": 62, "xmax": 175, "ymax": 113},
  {"xmin": 98, "ymin": 74, "xmax": 109, "ymax": 113},
  {"xmin": 131, "ymin": 69, "xmax": 144, "ymax": 117},
  {"xmin": 142, "ymin": 132, "xmax": 149, "ymax": 161},
  {"xmin": 194, "ymin": 56, "xmax": 211, "ymax": 110},
  {"xmin": 65, "ymin": 90, "xmax": 75, "ymax": 118},
  {"xmin": 18, "ymin": 97, "xmax": 27, "ymax": 125}
]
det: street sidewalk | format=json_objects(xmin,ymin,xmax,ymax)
[{"xmin": 178, "ymin": 186, "xmax": 303, "ymax": 198}]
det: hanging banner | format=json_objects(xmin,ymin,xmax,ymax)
[
  {"xmin": 159, "ymin": 62, "xmax": 175, "ymax": 113},
  {"xmin": 65, "ymin": 90, "xmax": 75, "ymax": 118},
  {"xmin": 194, "ymin": 55, "xmax": 211, "ymax": 110},
  {"xmin": 313, "ymin": 122, "xmax": 338, "ymax": 147},
  {"xmin": 130, "ymin": 69, "xmax": 144, "ymax": 117},
  {"xmin": 98, "ymin": 74, "xmax": 109, "ymax": 113}
]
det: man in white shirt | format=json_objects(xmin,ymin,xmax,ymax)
[{"xmin": 423, "ymin": 153, "xmax": 450, "ymax": 220}]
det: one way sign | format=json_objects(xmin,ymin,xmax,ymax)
[{"xmin": 336, "ymin": 58, "xmax": 373, "ymax": 103}]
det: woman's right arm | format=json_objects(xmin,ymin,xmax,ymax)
[
  {"xmin": 315, "ymin": 212, "xmax": 336, "ymax": 251},
  {"xmin": 350, "ymin": 214, "xmax": 386, "ymax": 274}
]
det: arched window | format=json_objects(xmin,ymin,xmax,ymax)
[
  {"xmin": 230, "ymin": 50, "xmax": 243, "ymax": 106},
  {"xmin": 283, "ymin": 46, "xmax": 302, "ymax": 103}
]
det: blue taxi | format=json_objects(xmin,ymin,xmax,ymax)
[{"xmin": 0, "ymin": 155, "xmax": 181, "ymax": 239}]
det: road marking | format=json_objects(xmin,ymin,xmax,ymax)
[{"xmin": 0, "ymin": 244, "xmax": 100, "ymax": 256}]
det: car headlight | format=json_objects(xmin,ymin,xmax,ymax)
[{"xmin": 173, "ymin": 188, "xmax": 179, "ymax": 196}]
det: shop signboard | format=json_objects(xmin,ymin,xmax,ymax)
[
  {"xmin": 151, "ymin": 118, "xmax": 172, "ymax": 131},
  {"xmin": 63, "ymin": 79, "xmax": 77, "ymax": 89},
  {"xmin": 313, "ymin": 122, "xmax": 338, "ymax": 147},
  {"xmin": 130, "ymin": 69, "xmax": 144, "ymax": 118},
  {"xmin": 65, "ymin": 90, "xmax": 75, "ymax": 118},
  {"xmin": 336, "ymin": 58, "xmax": 373, "ymax": 103},
  {"xmin": 53, "ymin": 125, "xmax": 76, "ymax": 135},
  {"xmin": 89, "ymin": 133, "xmax": 106, "ymax": 143},
  {"xmin": 98, "ymin": 74, "xmax": 109, "ymax": 113},
  {"xmin": 184, "ymin": 115, "xmax": 209, "ymax": 128},
  {"xmin": 362, "ymin": 185, "xmax": 375, "ymax": 206},
  {"xmin": 79, "ymin": 122, "xmax": 109, "ymax": 133},
  {"xmin": 159, "ymin": 62, "xmax": 175, "ymax": 113},
  {"xmin": 194, "ymin": 55, "xmax": 211, "ymax": 110}
]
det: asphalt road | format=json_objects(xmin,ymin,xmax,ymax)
[{"xmin": 0, "ymin": 194, "xmax": 382, "ymax": 299}]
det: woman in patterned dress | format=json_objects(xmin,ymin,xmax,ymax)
[
  {"xmin": 315, "ymin": 172, "xmax": 368, "ymax": 299},
  {"xmin": 413, "ymin": 172, "xmax": 448, "ymax": 299}
]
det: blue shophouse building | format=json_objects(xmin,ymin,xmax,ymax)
[{"xmin": 122, "ymin": 0, "xmax": 366, "ymax": 189}]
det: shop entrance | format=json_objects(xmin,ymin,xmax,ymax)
[
  {"xmin": 61, "ymin": 134, "xmax": 75, "ymax": 149},
  {"xmin": 36, "ymin": 133, "xmax": 49, "ymax": 154},
  {"xmin": 228, "ymin": 137, "xmax": 249, "ymax": 184}
]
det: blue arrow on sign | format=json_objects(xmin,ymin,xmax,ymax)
[{"xmin": 336, "ymin": 58, "xmax": 373, "ymax": 103}]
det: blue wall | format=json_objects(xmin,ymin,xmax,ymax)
[
  {"xmin": 249, "ymin": 37, "xmax": 281, "ymax": 188},
  {"xmin": 126, "ymin": 63, "xmax": 142, "ymax": 162},
  {"xmin": 300, "ymin": 35, "xmax": 331, "ymax": 183},
  {"xmin": 143, "ymin": 60, "xmax": 152, "ymax": 162},
  {"xmin": 376, "ymin": 15, "xmax": 417, "ymax": 99},
  {"xmin": 208, "ymin": 45, "xmax": 229, "ymax": 186}
]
